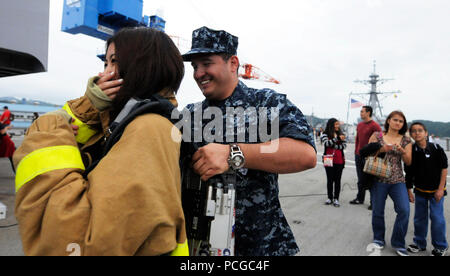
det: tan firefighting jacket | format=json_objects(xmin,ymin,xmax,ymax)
[{"xmin": 13, "ymin": 79, "xmax": 187, "ymax": 256}]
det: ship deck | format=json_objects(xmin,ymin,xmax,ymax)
[{"xmin": 1, "ymin": 137, "xmax": 449, "ymax": 256}]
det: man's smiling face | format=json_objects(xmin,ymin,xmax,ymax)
[{"xmin": 191, "ymin": 54, "xmax": 237, "ymax": 101}]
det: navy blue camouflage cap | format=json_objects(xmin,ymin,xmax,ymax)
[{"xmin": 182, "ymin": 26, "xmax": 239, "ymax": 61}]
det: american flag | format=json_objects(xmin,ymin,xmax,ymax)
[{"xmin": 351, "ymin": 99, "xmax": 364, "ymax": 109}]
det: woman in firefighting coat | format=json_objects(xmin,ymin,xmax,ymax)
[{"xmin": 13, "ymin": 27, "xmax": 188, "ymax": 256}]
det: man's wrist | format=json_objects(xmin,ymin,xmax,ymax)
[{"xmin": 228, "ymin": 143, "xmax": 246, "ymax": 170}]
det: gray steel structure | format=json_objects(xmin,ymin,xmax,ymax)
[
  {"xmin": 0, "ymin": 0, "xmax": 50, "ymax": 78},
  {"xmin": 352, "ymin": 61, "xmax": 401, "ymax": 124}
]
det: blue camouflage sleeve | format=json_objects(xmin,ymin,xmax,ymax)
[
  {"xmin": 267, "ymin": 92, "xmax": 316, "ymax": 151},
  {"xmin": 257, "ymin": 89, "xmax": 317, "ymax": 151}
]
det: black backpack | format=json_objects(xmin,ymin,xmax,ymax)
[{"xmin": 83, "ymin": 94, "xmax": 175, "ymax": 176}]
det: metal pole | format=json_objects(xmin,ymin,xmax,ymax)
[{"xmin": 345, "ymin": 92, "xmax": 352, "ymax": 135}]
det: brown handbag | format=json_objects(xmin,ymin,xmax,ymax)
[{"xmin": 363, "ymin": 150, "xmax": 392, "ymax": 179}]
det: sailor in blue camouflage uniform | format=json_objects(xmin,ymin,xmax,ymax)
[{"xmin": 181, "ymin": 26, "xmax": 317, "ymax": 256}]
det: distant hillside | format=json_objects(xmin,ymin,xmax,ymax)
[
  {"xmin": 0, "ymin": 97, "xmax": 60, "ymax": 107},
  {"xmin": 305, "ymin": 115, "xmax": 328, "ymax": 128},
  {"xmin": 410, "ymin": 120, "xmax": 450, "ymax": 138}
]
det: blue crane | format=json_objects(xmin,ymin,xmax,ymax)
[{"xmin": 61, "ymin": 0, "xmax": 165, "ymax": 41}]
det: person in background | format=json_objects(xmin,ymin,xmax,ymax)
[
  {"xmin": 31, "ymin": 112, "xmax": 39, "ymax": 123},
  {"xmin": 0, "ymin": 123, "xmax": 15, "ymax": 173},
  {"xmin": 350, "ymin": 106, "xmax": 382, "ymax": 209},
  {"xmin": 321, "ymin": 118, "xmax": 346, "ymax": 207},
  {"xmin": 319, "ymin": 127, "xmax": 324, "ymax": 145},
  {"xmin": 368, "ymin": 110, "xmax": 412, "ymax": 256},
  {"xmin": 406, "ymin": 122, "xmax": 448, "ymax": 256},
  {"xmin": 0, "ymin": 106, "xmax": 11, "ymax": 126}
]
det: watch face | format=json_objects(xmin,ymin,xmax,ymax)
[{"xmin": 233, "ymin": 156, "xmax": 244, "ymax": 167}]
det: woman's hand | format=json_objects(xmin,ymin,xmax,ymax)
[
  {"xmin": 394, "ymin": 143, "xmax": 406, "ymax": 155},
  {"xmin": 380, "ymin": 144, "xmax": 394, "ymax": 153},
  {"xmin": 70, "ymin": 118, "xmax": 79, "ymax": 136},
  {"xmin": 96, "ymin": 72, "xmax": 123, "ymax": 99},
  {"xmin": 408, "ymin": 189, "xmax": 415, "ymax": 203}
]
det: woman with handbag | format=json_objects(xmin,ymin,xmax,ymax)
[
  {"xmin": 321, "ymin": 118, "xmax": 347, "ymax": 207},
  {"xmin": 367, "ymin": 110, "xmax": 412, "ymax": 256}
]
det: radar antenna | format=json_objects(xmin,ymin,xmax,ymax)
[{"xmin": 352, "ymin": 61, "xmax": 401, "ymax": 123}]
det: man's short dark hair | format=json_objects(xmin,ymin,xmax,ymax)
[
  {"xmin": 409, "ymin": 122, "xmax": 427, "ymax": 133},
  {"xmin": 189, "ymin": 52, "xmax": 240, "ymax": 77},
  {"xmin": 363, "ymin": 106, "xmax": 373, "ymax": 117},
  {"xmin": 3, "ymin": 106, "xmax": 8, "ymax": 109},
  {"xmin": 218, "ymin": 53, "xmax": 240, "ymax": 76},
  {"xmin": 218, "ymin": 53, "xmax": 233, "ymax": 62}
]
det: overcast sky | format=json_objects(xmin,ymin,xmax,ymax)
[{"xmin": 1, "ymin": 0, "xmax": 449, "ymax": 124}]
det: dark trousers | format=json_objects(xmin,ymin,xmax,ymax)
[
  {"xmin": 355, "ymin": 154, "xmax": 371, "ymax": 203},
  {"xmin": 325, "ymin": 164, "xmax": 344, "ymax": 200},
  {"xmin": 413, "ymin": 195, "xmax": 448, "ymax": 250}
]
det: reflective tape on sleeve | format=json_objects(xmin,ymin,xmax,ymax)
[
  {"xmin": 15, "ymin": 145, "xmax": 85, "ymax": 193},
  {"xmin": 170, "ymin": 240, "xmax": 189, "ymax": 256},
  {"xmin": 62, "ymin": 103, "xmax": 98, "ymax": 144}
]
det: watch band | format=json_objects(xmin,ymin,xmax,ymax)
[{"xmin": 228, "ymin": 144, "xmax": 245, "ymax": 170}]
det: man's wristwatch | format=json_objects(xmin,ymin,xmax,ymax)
[{"xmin": 228, "ymin": 144, "xmax": 245, "ymax": 170}]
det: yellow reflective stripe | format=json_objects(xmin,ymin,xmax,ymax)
[
  {"xmin": 170, "ymin": 240, "xmax": 189, "ymax": 256},
  {"xmin": 15, "ymin": 145, "xmax": 85, "ymax": 193},
  {"xmin": 62, "ymin": 103, "xmax": 97, "ymax": 144}
]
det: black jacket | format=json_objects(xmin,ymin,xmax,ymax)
[
  {"xmin": 359, "ymin": 142, "xmax": 383, "ymax": 190},
  {"xmin": 405, "ymin": 142, "xmax": 448, "ymax": 198}
]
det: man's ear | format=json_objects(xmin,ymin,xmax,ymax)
[{"xmin": 229, "ymin": 55, "xmax": 240, "ymax": 74}]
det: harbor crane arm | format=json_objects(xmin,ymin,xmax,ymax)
[{"xmin": 239, "ymin": 63, "xmax": 280, "ymax": 84}]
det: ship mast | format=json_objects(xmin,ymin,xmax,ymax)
[{"xmin": 352, "ymin": 61, "xmax": 400, "ymax": 123}]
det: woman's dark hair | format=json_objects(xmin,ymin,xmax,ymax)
[
  {"xmin": 324, "ymin": 118, "xmax": 342, "ymax": 138},
  {"xmin": 107, "ymin": 27, "xmax": 184, "ymax": 116},
  {"xmin": 384, "ymin": 110, "xmax": 408, "ymax": 135},
  {"xmin": 409, "ymin": 122, "xmax": 427, "ymax": 133}
]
